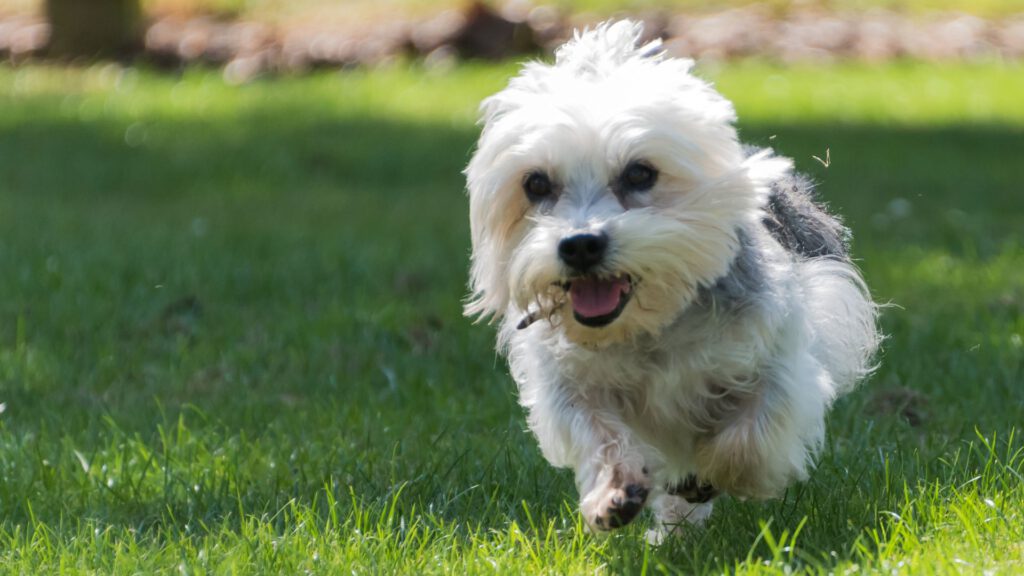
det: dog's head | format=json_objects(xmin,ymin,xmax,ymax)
[{"xmin": 465, "ymin": 21, "xmax": 790, "ymax": 346}]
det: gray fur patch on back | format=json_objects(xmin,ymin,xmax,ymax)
[
  {"xmin": 763, "ymin": 172, "xmax": 850, "ymax": 259},
  {"xmin": 684, "ymin": 149, "xmax": 851, "ymax": 324},
  {"xmin": 696, "ymin": 228, "xmax": 765, "ymax": 316}
]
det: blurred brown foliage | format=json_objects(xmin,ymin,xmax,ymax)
[{"xmin": 2, "ymin": 1, "xmax": 1023, "ymax": 81}]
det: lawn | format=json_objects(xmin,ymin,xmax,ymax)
[{"xmin": 0, "ymin": 60, "xmax": 1022, "ymax": 573}]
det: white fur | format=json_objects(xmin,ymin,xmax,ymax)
[{"xmin": 465, "ymin": 21, "xmax": 880, "ymax": 537}]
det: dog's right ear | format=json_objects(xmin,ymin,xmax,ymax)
[
  {"xmin": 464, "ymin": 189, "xmax": 507, "ymax": 323},
  {"xmin": 463, "ymin": 100, "xmax": 515, "ymax": 322},
  {"xmin": 463, "ymin": 172, "xmax": 512, "ymax": 323},
  {"xmin": 463, "ymin": 65, "xmax": 553, "ymax": 322}
]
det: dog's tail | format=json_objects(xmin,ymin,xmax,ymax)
[{"xmin": 800, "ymin": 258, "xmax": 882, "ymax": 395}]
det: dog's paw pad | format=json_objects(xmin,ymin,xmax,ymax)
[{"xmin": 593, "ymin": 483, "xmax": 648, "ymax": 530}]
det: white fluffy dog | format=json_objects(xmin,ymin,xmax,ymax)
[{"xmin": 464, "ymin": 21, "xmax": 880, "ymax": 540}]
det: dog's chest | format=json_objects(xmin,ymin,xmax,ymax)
[
  {"xmin": 557, "ymin": 347, "xmax": 709, "ymax": 461},
  {"xmin": 562, "ymin": 342, "xmax": 710, "ymax": 416},
  {"xmin": 561, "ymin": 319, "xmax": 763, "ymax": 421}
]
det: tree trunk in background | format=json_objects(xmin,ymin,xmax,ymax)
[{"xmin": 45, "ymin": 0, "xmax": 142, "ymax": 59}]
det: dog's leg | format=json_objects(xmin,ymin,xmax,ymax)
[
  {"xmin": 645, "ymin": 491, "xmax": 714, "ymax": 545},
  {"xmin": 578, "ymin": 450, "xmax": 650, "ymax": 532},
  {"xmin": 694, "ymin": 354, "xmax": 829, "ymax": 499},
  {"xmin": 524, "ymin": 382, "xmax": 651, "ymax": 532}
]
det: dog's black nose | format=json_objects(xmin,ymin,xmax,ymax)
[{"xmin": 558, "ymin": 233, "xmax": 608, "ymax": 272}]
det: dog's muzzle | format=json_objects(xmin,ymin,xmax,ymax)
[
  {"xmin": 558, "ymin": 233, "xmax": 608, "ymax": 273},
  {"xmin": 556, "ymin": 233, "xmax": 633, "ymax": 327},
  {"xmin": 567, "ymin": 273, "xmax": 633, "ymax": 327},
  {"xmin": 516, "ymin": 233, "xmax": 634, "ymax": 330}
]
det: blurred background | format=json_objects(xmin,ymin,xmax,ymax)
[
  {"xmin": 0, "ymin": 0, "xmax": 1022, "ymax": 573},
  {"xmin": 2, "ymin": 1, "xmax": 1024, "ymax": 75}
]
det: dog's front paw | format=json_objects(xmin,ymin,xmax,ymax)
[
  {"xmin": 582, "ymin": 481, "xmax": 649, "ymax": 532},
  {"xmin": 668, "ymin": 474, "xmax": 719, "ymax": 503}
]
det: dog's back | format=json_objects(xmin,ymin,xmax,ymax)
[
  {"xmin": 763, "ymin": 172, "xmax": 850, "ymax": 260},
  {"xmin": 756, "ymin": 163, "xmax": 879, "ymax": 394}
]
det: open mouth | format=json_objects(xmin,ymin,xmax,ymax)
[{"xmin": 566, "ymin": 274, "xmax": 633, "ymax": 328}]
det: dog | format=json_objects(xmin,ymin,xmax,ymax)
[{"xmin": 464, "ymin": 21, "xmax": 880, "ymax": 541}]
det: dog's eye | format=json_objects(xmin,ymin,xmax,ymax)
[
  {"xmin": 523, "ymin": 171, "xmax": 553, "ymax": 201},
  {"xmin": 621, "ymin": 162, "xmax": 658, "ymax": 192}
]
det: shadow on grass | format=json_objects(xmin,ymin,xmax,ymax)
[
  {"xmin": 0, "ymin": 105, "xmax": 1022, "ymax": 568},
  {"xmin": 3, "ymin": 110, "xmax": 1021, "ymax": 246}
]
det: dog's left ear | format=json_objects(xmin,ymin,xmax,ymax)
[{"xmin": 742, "ymin": 148, "xmax": 793, "ymax": 204}]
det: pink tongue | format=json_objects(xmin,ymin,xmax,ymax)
[{"xmin": 570, "ymin": 277, "xmax": 629, "ymax": 318}]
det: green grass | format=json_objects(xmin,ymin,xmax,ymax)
[{"xmin": 0, "ymin": 60, "xmax": 1022, "ymax": 573}]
